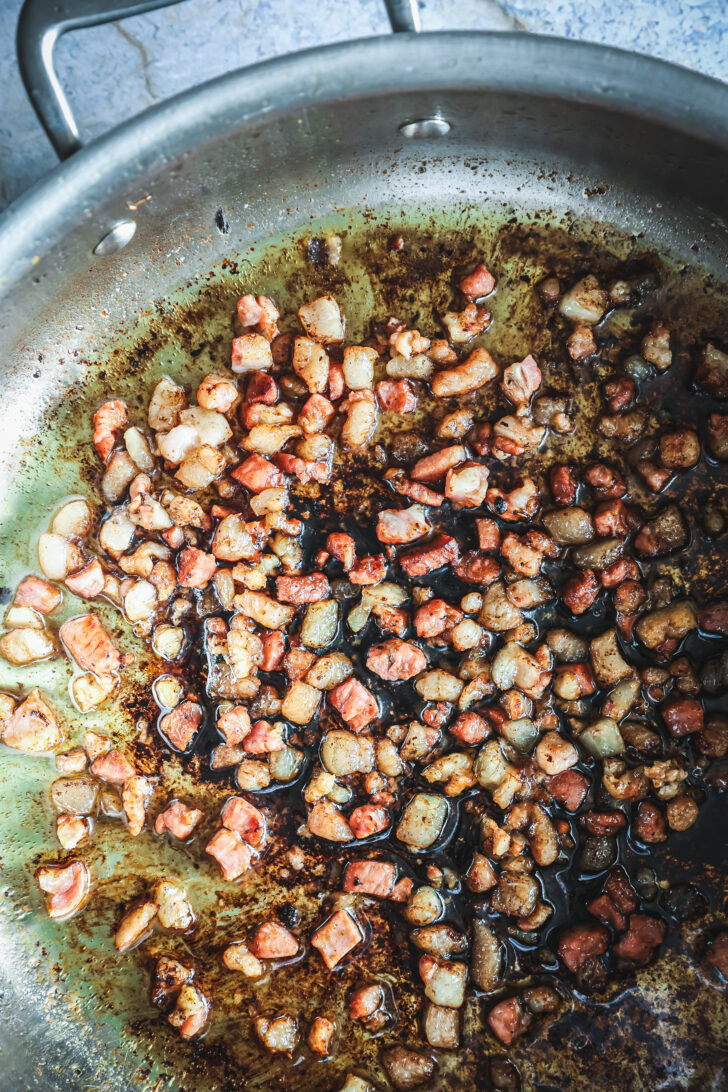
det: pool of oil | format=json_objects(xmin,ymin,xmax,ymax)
[{"xmin": 0, "ymin": 206, "xmax": 727, "ymax": 1092}]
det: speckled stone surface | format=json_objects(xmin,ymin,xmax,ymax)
[{"xmin": 0, "ymin": 0, "xmax": 726, "ymax": 210}]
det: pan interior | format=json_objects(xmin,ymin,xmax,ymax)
[
  {"xmin": 1, "ymin": 202, "xmax": 727, "ymax": 1092},
  {"xmin": 0, "ymin": 61, "xmax": 727, "ymax": 1090}
]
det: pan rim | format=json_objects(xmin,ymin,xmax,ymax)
[{"xmin": 0, "ymin": 29, "xmax": 727, "ymax": 288}]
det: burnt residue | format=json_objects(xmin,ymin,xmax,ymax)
[
  {"xmin": 215, "ymin": 208, "xmax": 231, "ymax": 236},
  {"xmin": 3, "ymin": 211, "xmax": 728, "ymax": 1092}
]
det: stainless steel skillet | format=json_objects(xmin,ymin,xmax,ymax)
[{"xmin": 0, "ymin": 1, "xmax": 727, "ymax": 1088}]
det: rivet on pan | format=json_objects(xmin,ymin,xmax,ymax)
[
  {"xmin": 93, "ymin": 219, "xmax": 137, "ymax": 256},
  {"xmin": 399, "ymin": 117, "xmax": 451, "ymax": 139}
]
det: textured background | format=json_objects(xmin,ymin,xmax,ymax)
[{"xmin": 0, "ymin": 0, "xmax": 727, "ymax": 210}]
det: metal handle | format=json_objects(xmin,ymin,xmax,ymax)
[
  {"xmin": 17, "ymin": 0, "xmax": 421, "ymax": 161},
  {"xmin": 384, "ymin": 0, "xmax": 421, "ymax": 33}
]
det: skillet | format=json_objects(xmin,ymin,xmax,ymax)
[{"xmin": 0, "ymin": 1, "xmax": 727, "ymax": 1088}]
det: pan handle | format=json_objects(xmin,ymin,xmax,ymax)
[
  {"xmin": 383, "ymin": 0, "xmax": 421, "ymax": 33},
  {"xmin": 16, "ymin": 0, "xmax": 421, "ymax": 161}
]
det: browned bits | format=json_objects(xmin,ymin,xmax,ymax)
[
  {"xmin": 706, "ymin": 933, "xmax": 728, "ymax": 980},
  {"xmin": 459, "ymin": 262, "xmax": 496, "ymax": 299},
  {"xmin": 665, "ymin": 796, "xmax": 700, "ymax": 831},
  {"xmin": 563, "ymin": 570, "xmax": 600, "ymax": 615},
  {"xmin": 634, "ymin": 801, "xmax": 667, "ymax": 844},
  {"xmin": 707, "ymin": 413, "xmax": 728, "ymax": 460},
  {"xmin": 546, "ymin": 770, "xmax": 589, "ymax": 811},
  {"xmin": 613, "ymin": 914, "xmax": 666, "ymax": 964},
  {"xmin": 549, "ymin": 465, "xmax": 577, "ymax": 505},
  {"xmin": 659, "ymin": 429, "xmax": 701, "ymax": 469},
  {"xmin": 661, "ymin": 696, "xmax": 704, "ymax": 738},
  {"xmin": 603, "ymin": 376, "xmax": 635, "ymax": 411},
  {"xmin": 16, "ymin": 246, "xmax": 727, "ymax": 1079},
  {"xmin": 557, "ymin": 923, "xmax": 609, "ymax": 973}
]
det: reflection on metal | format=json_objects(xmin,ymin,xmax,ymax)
[
  {"xmin": 399, "ymin": 116, "xmax": 452, "ymax": 139},
  {"xmin": 92, "ymin": 219, "xmax": 137, "ymax": 255}
]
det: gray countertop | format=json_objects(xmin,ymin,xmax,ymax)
[{"xmin": 0, "ymin": 0, "xmax": 726, "ymax": 211}]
